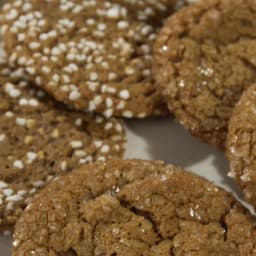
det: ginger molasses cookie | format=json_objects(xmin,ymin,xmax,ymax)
[
  {"xmin": 0, "ymin": 0, "xmax": 186, "ymax": 118},
  {"xmin": 227, "ymin": 84, "xmax": 256, "ymax": 210},
  {"xmin": 0, "ymin": 65, "xmax": 126, "ymax": 233},
  {"xmin": 154, "ymin": 0, "xmax": 256, "ymax": 148},
  {"xmin": 13, "ymin": 160, "xmax": 256, "ymax": 255}
]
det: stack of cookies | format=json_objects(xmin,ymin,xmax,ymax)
[{"xmin": 1, "ymin": 0, "xmax": 256, "ymax": 255}]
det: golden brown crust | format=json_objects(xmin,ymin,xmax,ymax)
[
  {"xmin": 0, "ymin": 0, "xmax": 187, "ymax": 118},
  {"xmin": 0, "ymin": 65, "xmax": 126, "ymax": 232},
  {"xmin": 227, "ymin": 83, "xmax": 256, "ymax": 211},
  {"xmin": 13, "ymin": 160, "xmax": 256, "ymax": 256},
  {"xmin": 154, "ymin": 0, "xmax": 256, "ymax": 148}
]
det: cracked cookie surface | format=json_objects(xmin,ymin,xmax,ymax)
[
  {"xmin": 0, "ymin": 65, "xmax": 126, "ymax": 233},
  {"xmin": 227, "ymin": 83, "xmax": 256, "ymax": 211},
  {"xmin": 13, "ymin": 160, "xmax": 256, "ymax": 256},
  {"xmin": 154, "ymin": 0, "xmax": 256, "ymax": 148},
  {"xmin": 0, "ymin": 0, "xmax": 189, "ymax": 118}
]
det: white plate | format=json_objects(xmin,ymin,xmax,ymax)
[{"xmin": 0, "ymin": 117, "xmax": 245, "ymax": 255}]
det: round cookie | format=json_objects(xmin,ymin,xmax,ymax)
[
  {"xmin": 154, "ymin": 0, "xmax": 256, "ymax": 148},
  {"xmin": 0, "ymin": 65, "xmax": 126, "ymax": 232},
  {"xmin": 227, "ymin": 83, "xmax": 256, "ymax": 210},
  {"xmin": 0, "ymin": 0, "xmax": 186, "ymax": 118},
  {"xmin": 13, "ymin": 160, "xmax": 256, "ymax": 255}
]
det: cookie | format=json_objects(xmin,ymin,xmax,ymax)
[
  {"xmin": 227, "ymin": 83, "xmax": 256, "ymax": 210},
  {"xmin": 0, "ymin": 0, "xmax": 187, "ymax": 118},
  {"xmin": 154, "ymin": 0, "xmax": 256, "ymax": 148},
  {"xmin": 13, "ymin": 160, "xmax": 256, "ymax": 255},
  {"xmin": 0, "ymin": 64, "xmax": 126, "ymax": 232}
]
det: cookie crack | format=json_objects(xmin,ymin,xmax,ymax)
[
  {"xmin": 237, "ymin": 55, "xmax": 256, "ymax": 74},
  {"xmin": 170, "ymin": 247, "xmax": 175, "ymax": 256},
  {"xmin": 220, "ymin": 215, "xmax": 228, "ymax": 242},
  {"xmin": 119, "ymin": 200, "xmax": 163, "ymax": 240},
  {"xmin": 91, "ymin": 221, "xmax": 98, "ymax": 256},
  {"xmin": 59, "ymin": 249, "xmax": 77, "ymax": 256},
  {"xmin": 220, "ymin": 200, "xmax": 238, "ymax": 244}
]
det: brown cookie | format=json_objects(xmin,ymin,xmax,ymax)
[
  {"xmin": 13, "ymin": 160, "xmax": 256, "ymax": 255},
  {"xmin": 154, "ymin": 0, "xmax": 256, "ymax": 148},
  {"xmin": 0, "ymin": 64, "xmax": 126, "ymax": 233},
  {"xmin": 227, "ymin": 83, "xmax": 256, "ymax": 210},
  {"xmin": 0, "ymin": 0, "xmax": 188, "ymax": 118}
]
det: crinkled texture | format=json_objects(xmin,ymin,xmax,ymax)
[
  {"xmin": 0, "ymin": 0, "xmax": 190, "ymax": 118},
  {"xmin": 154, "ymin": 0, "xmax": 256, "ymax": 148},
  {"xmin": 13, "ymin": 160, "xmax": 256, "ymax": 256},
  {"xmin": 227, "ymin": 83, "xmax": 256, "ymax": 211},
  {"xmin": 0, "ymin": 65, "xmax": 126, "ymax": 232}
]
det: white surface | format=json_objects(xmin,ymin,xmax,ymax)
[{"xmin": 0, "ymin": 117, "xmax": 245, "ymax": 255}]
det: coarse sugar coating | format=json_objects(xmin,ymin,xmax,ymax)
[
  {"xmin": 0, "ymin": 64, "xmax": 126, "ymax": 233},
  {"xmin": 13, "ymin": 160, "xmax": 256, "ymax": 256},
  {"xmin": 0, "ymin": 0, "xmax": 188, "ymax": 118},
  {"xmin": 227, "ymin": 83, "xmax": 256, "ymax": 211},
  {"xmin": 154, "ymin": 0, "xmax": 256, "ymax": 148}
]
